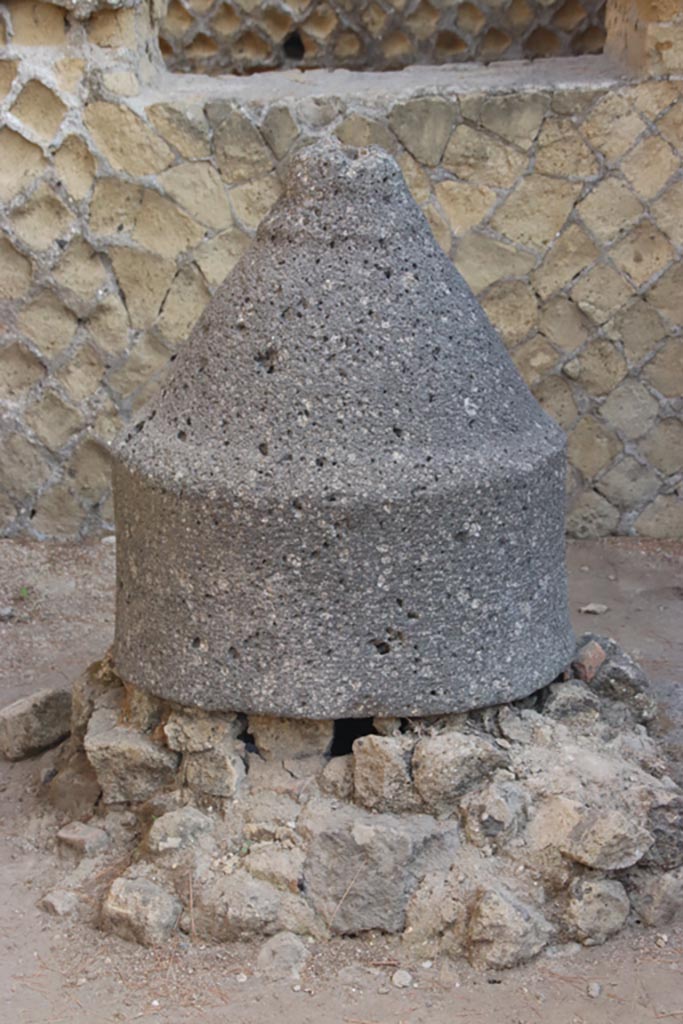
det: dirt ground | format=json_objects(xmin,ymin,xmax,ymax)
[{"xmin": 0, "ymin": 535, "xmax": 681, "ymax": 1024}]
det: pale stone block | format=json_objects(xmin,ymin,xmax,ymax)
[
  {"xmin": 54, "ymin": 57, "xmax": 85, "ymax": 93},
  {"xmin": 0, "ymin": 435, "xmax": 50, "ymax": 498},
  {"xmin": 576, "ymin": 338, "xmax": 628, "ymax": 396},
  {"xmin": 88, "ymin": 8, "xmax": 137, "ymax": 47},
  {"xmin": 132, "ymin": 189, "xmax": 205, "ymax": 259},
  {"xmin": 0, "ymin": 128, "xmax": 45, "ymax": 202},
  {"xmin": 435, "ymin": 180, "xmax": 496, "ymax": 234},
  {"xmin": 397, "ymin": 151, "xmax": 431, "ymax": 205},
  {"xmin": 620, "ymin": 135, "xmax": 679, "ymax": 201},
  {"xmin": 389, "ymin": 96, "xmax": 456, "ymax": 165},
  {"xmin": 193, "ymin": 228, "xmax": 251, "ymax": 288},
  {"xmin": 335, "ymin": 113, "xmax": 394, "ymax": 151},
  {"xmin": 491, "ymin": 176, "xmax": 580, "ymax": 251},
  {"xmin": 53, "ymin": 239, "xmax": 108, "ymax": 304},
  {"xmin": 538, "ymin": 296, "xmax": 589, "ymax": 353},
  {"xmin": 11, "ymin": 80, "xmax": 66, "ymax": 142},
  {"xmin": 442, "ymin": 124, "xmax": 527, "ymax": 188},
  {"xmin": 647, "ymin": 262, "xmax": 683, "ymax": 325},
  {"xmin": 107, "ymin": 332, "xmax": 170, "ymax": 396},
  {"xmin": 0, "ymin": 59, "xmax": 18, "ymax": 101},
  {"xmin": 26, "ymin": 390, "xmax": 82, "ymax": 450},
  {"xmin": 86, "ymin": 294, "xmax": 130, "ymax": 354},
  {"xmin": 643, "ymin": 339, "xmax": 683, "ymax": 398},
  {"xmin": 32, "ymin": 483, "xmax": 83, "ymax": 537},
  {"xmin": 582, "ymin": 94, "xmax": 646, "ymax": 163},
  {"xmin": 568, "ymin": 416, "xmax": 621, "ymax": 478},
  {"xmin": 158, "ymin": 162, "xmax": 233, "ymax": 229},
  {"xmin": 0, "ymin": 236, "xmax": 31, "ymax": 300},
  {"xmin": 57, "ymin": 343, "xmax": 104, "ymax": 402},
  {"xmin": 652, "ymin": 179, "xmax": 683, "ymax": 248},
  {"xmin": 532, "ymin": 225, "xmax": 599, "ymax": 300},
  {"xmin": 0, "ymin": 342, "xmax": 45, "ymax": 399},
  {"xmin": 67, "ymin": 440, "xmax": 111, "ymax": 502},
  {"xmin": 571, "ymin": 264, "xmax": 632, "ymax": 326},
  {"xmin": 597, "ymin": 454, "xmax": 660, "ymax": 509},
  {"xmin": 89, "ymin": 179, "xmax": 143, "ymax": 237},
  {"xmin": 11, "ymin": 184, "xmax": 74, "ymax": 251},
  {"xmin": 600, "ymin": 379, "xmax": 659, "ymax": 439},
  {"xmin": 422, "ymin": 202, "xmax": 451, "ymax": 254},
  {"xmin": 656, "ymin": 101, "xmax": 683, "ymax": 150},
  {"xmin": 535, "ymin": 118, "xmax": 599, "ymax": 178},
  {"xmin": 478, "ymin": 92, "xmax": 548, "ymax": 147},
  {"xmin": 147, "ymin": 102, "xmax": 211, "ymax": 160},
  {"xmin": 261, "ymin": 104, "xmax": 300, "ymax": 159},
  {"xmin": 11, "ymin": 2, "xmax": 66, "ymax": 45},
  {"xmin": 211, "ymin": 107, "xmax": 274, "ymax": 183},
  {"xmin": 230, "ymin": 173, "xmax": 282, "ymax": 228},
  {"xmin": 55, "ymin": 135, "xmax": 96, "ymax": 201},
  {"xmin": 605, "ymin": 298, "xmax": 666, "ymax": 365},
  {"xmin": 610, "ymin": 223, "xmax": 675, "ymax": 288},
  {"xmin": 636, "ymin": 496, "xmax": 683, "ymax": 538},
  {"xmin": 454, "ymin": 232, "xmax": 535, "ymax": 293},
  {"xmin": 567, "ymin": 490, "xmax": 620, "ymax": 537},
  {"xmin": 155, "ymin": 264, "xmax": 210, "ymax": 344},
  {"xmin": 109, "ymin": 249, "xmax": 176, "ymax": 329},
  {"xmin": 576, "ymin": 177, "xmax": 644, "ymax": 244},
  {"xmin": 84, "ymin": 102, "xmax": 174, "ymax": 176},
  {"xmin": 533, "ymin": 375, "xmax": 578, "ymax": 431},
  {"xmin": 18, "ymin": 292, "xmax": 77, "ymax": 358},
  {"xmin": 512, "ymin": 334, "xmax": 559, "ymax": 386},
  {"xmin": 639, "ymin": 419, "xmax": 683, "ymax": 475},
  {"xmin": 481, "ymin": 279, "xmax": 538, "ymax": 345}
]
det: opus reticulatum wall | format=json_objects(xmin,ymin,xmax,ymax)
[
  {"xmin": 0, "ymin": 0, "xmax": 681, "ymax": 540},
  {"xmin": 158, "ymin": 0, "xmax": 608, "ymax": 76}
]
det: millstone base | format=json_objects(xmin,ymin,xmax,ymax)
[{"xmin": 41, "ymin": 639, "xmax": 683, "ymax": 969}]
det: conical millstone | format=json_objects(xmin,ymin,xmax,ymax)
[{"xmin": 113, "ymin": 140, "xmax": 574, "ymax": 717}]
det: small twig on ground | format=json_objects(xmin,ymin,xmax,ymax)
[
  {"xmin": 188, "ymin": 870, "xmax": 197, "ymax": 940},
  {"xmin": 328, "ymin": 864, "xmax": 363, "ymax": 930}
]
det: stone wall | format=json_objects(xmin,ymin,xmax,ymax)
[
  {"xmin": 159, "ymin": 0, "xmax": 608, "ymax": 76},
  {"xmin": 0, "ymin": 0, "xmax": 681, "ymax": 540}
]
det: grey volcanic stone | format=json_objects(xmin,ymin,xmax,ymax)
[{"xmin": 113, "ymin": 139, "xmax": 574, "ymax": 718}]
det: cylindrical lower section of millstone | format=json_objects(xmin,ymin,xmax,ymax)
[{"xmin": 112, "ymin": 447, "xmax": 574, "ymax": 719}]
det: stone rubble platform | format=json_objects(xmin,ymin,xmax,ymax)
[{"xmin": 2, "ymin": 636, "xmax": 682, "ymax": 970}]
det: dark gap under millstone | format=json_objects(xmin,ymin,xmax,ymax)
[{"xmin": 330, "ymin": 717, "xmax": 376, "ymax": 757}]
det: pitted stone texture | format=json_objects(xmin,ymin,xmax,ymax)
[{"xmin": 113, "ymin": 140, "xmax": 574, "ymax": 719}]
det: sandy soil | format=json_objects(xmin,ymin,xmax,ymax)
[{"xmin": 0, "ymin": 535, "xmax": 681, "ymax": 1024}]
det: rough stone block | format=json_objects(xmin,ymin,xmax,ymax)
[
  {"xmin": 566, "ymin": 877, "xmax": 630, "ymax": 945},
  {"xmin": 467, "ymin": 887, "xmax": 553, "ymax": 968},
  {"xmin": 412, "ymin": 732, "xmax": 508, "ymax": 816},
  {"xmin": 84, "ymin": 708, "xmax": 180, "ymax": 803},
  {"xmin": 102, "ymin": 876, "xmax": 182, "ymax": 946},
  {"xmin": 352, "ymin": 734, "xmax": 420, "ymax": 813},
  {"xmin": 301, "ymin": 799, "xmax": 459, "ymax": 934},
  {"xmin": 0, "ymin": 688, "xmax": 72, "ymax": 761}
]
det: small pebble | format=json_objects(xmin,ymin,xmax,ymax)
[
  {"xmin": 392, "ymin": 969, "xmax": 413, "ymax": 989},
  {"xmin": 587, "ymin": 981, "xmax": 602, "ymax": 999},
  {"xmin": 579, "ymin": 603, "xmax": 609, "ymax": 615},
  {"xmin": 235, "ymin": 973, "xmax": 248, "ymax": 984},
  {"xmin": 656, "ymin": 934, "xmax": 669, "ymax": 947},
  {"xmin": 0, "ymin": 607, "xmax": 14, "ymax": 622}
]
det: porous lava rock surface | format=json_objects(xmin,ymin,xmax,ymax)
[
  {"xmin": 113, "ymin": 140, "xmax": 574, "ymax": 718},
  {"xmin": 33, "ymin": 637, "xmax": 683, "ymax": 968}
]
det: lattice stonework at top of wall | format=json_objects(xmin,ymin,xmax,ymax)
[{"xmin": 159, "ymin": 0, "xmax": 607, "ymax": 75}]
